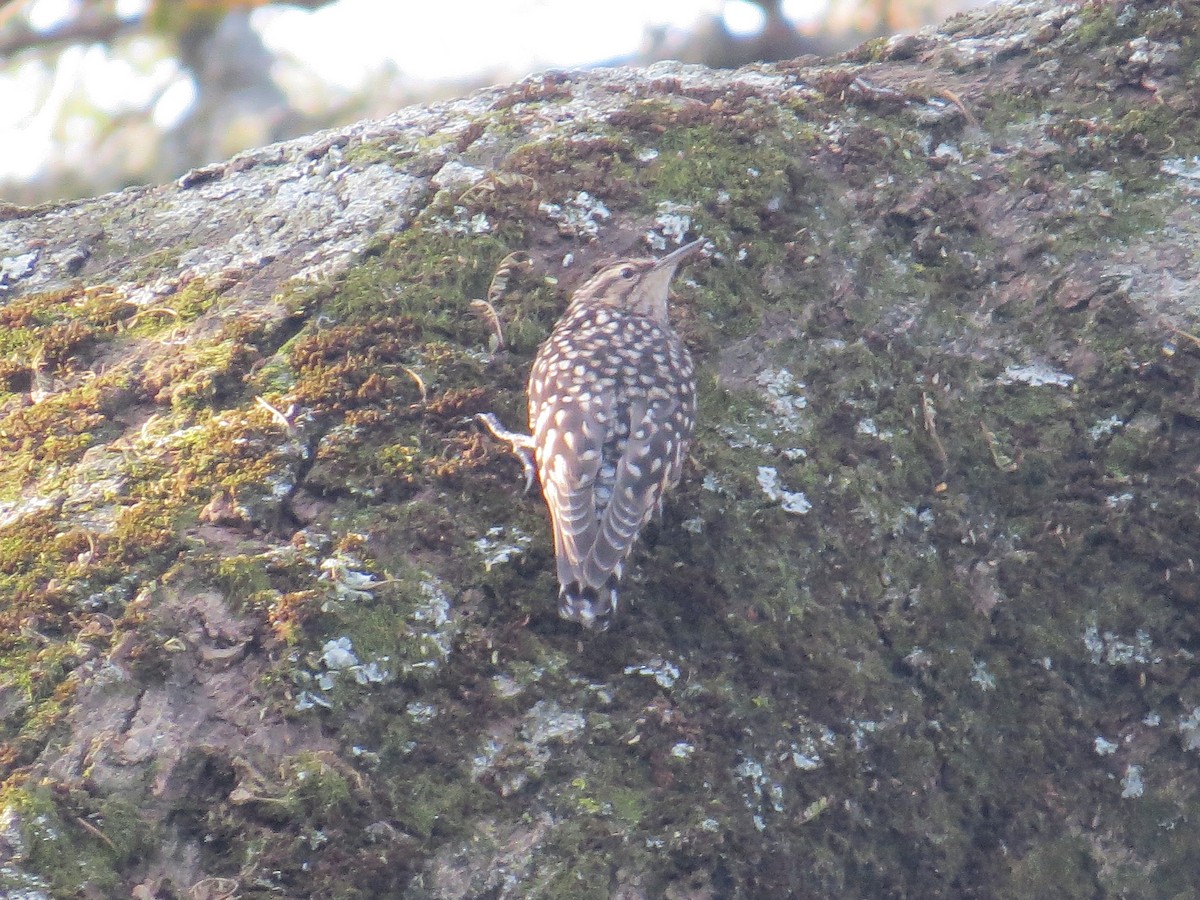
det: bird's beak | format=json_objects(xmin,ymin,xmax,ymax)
[
  {"xmin": 654, "ymin": 238, "xmax": 706, "ymax": 272},
  {"xmin": 623, "ymin": 238, "xmax": 705, "ymax": 321},
  {"xmin": 640, "ymin": 239, "xmax": 705, "ymax": 305}
]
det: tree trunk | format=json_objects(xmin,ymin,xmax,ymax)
[{"xmin": 0, "ymin": 1, "xmax": 1197, "ymax": 896}]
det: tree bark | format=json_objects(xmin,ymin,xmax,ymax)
[{"xmin": 1, "ymin": 1, "xmax": 1198, "ymax": 896}]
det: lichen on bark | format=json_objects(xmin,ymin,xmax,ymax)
[{"xmin": 1, "ymin": 1, "xmax": 1200, "ymax": 896}]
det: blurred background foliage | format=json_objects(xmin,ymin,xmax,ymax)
[{"xmin": 1, "ymin": 0, "xmax": 986, "ymax": 205}]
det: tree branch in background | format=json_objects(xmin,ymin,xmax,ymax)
[{"xmin": 0, "ymin": 5, "xmax": 142, "ymax": 59}]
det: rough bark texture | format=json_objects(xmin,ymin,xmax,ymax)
[{"xmin": 1, "ymin": 1, "xmax": 1199, "ymax": 896}]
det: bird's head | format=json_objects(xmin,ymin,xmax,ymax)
[{"xmin": 570, "ymin": 239, "xmax": 705, "ymax": 323}]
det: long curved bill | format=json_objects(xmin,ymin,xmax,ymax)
[
  {"xmin": 654, "ymin": 238, "xmax": 706, "ymax": 271},
  {"xmin": 639, "ymin": 238, "xmax": 706, "ymax": 302}
]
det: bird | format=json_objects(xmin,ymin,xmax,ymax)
[{"xmin": 479, "ymin": 239, "xmax": 703, "ymax": 631}]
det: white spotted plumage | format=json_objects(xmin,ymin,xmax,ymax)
[{"xmin": 525, "ymin": 241, "xmax": 702, "ymax": 630}]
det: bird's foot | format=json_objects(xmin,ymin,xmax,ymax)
[{"xmin": 476, "ymin": 413, "xmax": 536, "ymax": 493}]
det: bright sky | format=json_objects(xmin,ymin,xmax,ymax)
[
  {"xmin": 254, "ymin": 0, "xmax": 828, "ymax": 86},
  {"xmin": 4, "ymin": 0, "xmax": 830, "ymax": 183}
]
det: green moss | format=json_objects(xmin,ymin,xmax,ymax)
[
  {"xmin": 1067, "ymin": 3, "xmax": 1129, "ymax": 51},
  {"xmin": 0, "ymin": 783, "xmax": 154, "ymax": 895},
  {"xmin": 213, "ymin": 553, "xmax": 277, "ymax": 604},
  {"xmin": 5, "ymin": 8, "xmax": 1200, "ymax": 894},
  {"xmin": 389, "ymin": 769, "xmax": 489, "ymax": 841},
  {"xmin": 325, "ymin": 230, "xmax": 516, "ymax": 328},
  {"xmin": 847, "ymin": 36, "xmax": 890, "ymax": 63},
  {"xmin": 341, "ymin": 140, "xmax": 416, "ymax": 168},
  {"xmin": 279, "ymin": 751, "xmax": 355, "ymax": 820}
]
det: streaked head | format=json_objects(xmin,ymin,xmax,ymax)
[{"xmin": 569, "ymin": 239, "xmax": 705, "ymax": 323}]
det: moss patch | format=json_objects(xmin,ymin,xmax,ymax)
[{"xmin": 6, "ymin": 2, "xmax": 1200, "ymax": 895}]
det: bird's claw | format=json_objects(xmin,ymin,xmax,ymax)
[{"xmin": 476, "ymin": 412, "xmax": 537, "ymax": 493}]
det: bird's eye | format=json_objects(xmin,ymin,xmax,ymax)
[{"xmin": 619, "ymin": 266, "xmax": 635, "ymax": 280}]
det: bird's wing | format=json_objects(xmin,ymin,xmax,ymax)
[
  {"xmin": 581, "ymin": 399, "xmax": 684, "ymax": 590},
  {"xmin": 533, "ymin": 390, "xmax": 610, "ymax": 590}
]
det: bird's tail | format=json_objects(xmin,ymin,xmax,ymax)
[{"xmin": 559, "ymin": 576, "xmax": 619, "ymax": 631}]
